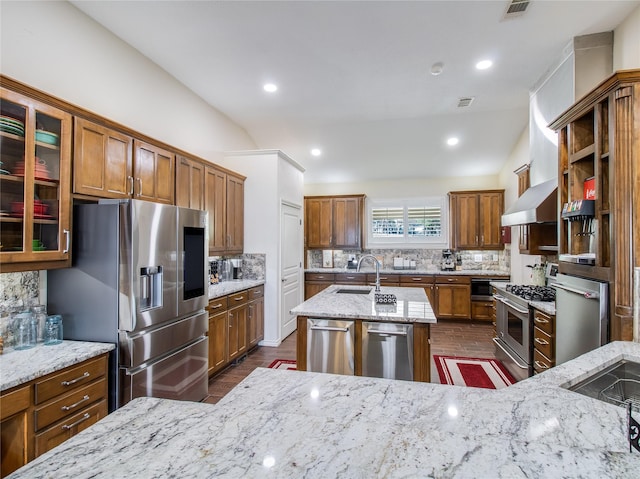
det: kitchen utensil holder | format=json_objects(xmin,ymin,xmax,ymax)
[{"xmin": 375, "ymin": 293, "xmax": 397, "ymax": 304}]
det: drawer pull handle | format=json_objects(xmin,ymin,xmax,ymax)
[
  {"xmin": 61, "ymin": 372, "xmax": 90, "ymax": 386},
  {"xmin": 535, "ymin": 317, "xmax": 550, "ymax": 324},
  {"xmin": 210, "ymin": 303, "xmax": 223, "ymax": 309},
  {"xmin": 534, "ymin": 360, "xmax": 549, "ymax": 370},
  {"xmin": 62, "ymin": 395, "xmax": 90, "ymax": 411},
  {"xmin": 234, "ymin": 296, "xmax": 244, "ymax": 301},
  {"xmin": 534, "ymin": 338, "xmax": 549, "ymax": 346},
  {"xmin": 411, "ymin": 278, "xmax": 422, "ymax": 281},
  {"xmin": 62, "ymin": 413, "xmax": 91, "ymax": 430}
]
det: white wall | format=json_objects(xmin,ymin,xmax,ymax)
[
  {"xmin": 614, "ymin": 4, "xmax": 640, "ymax": 70},
  {"xmin": 0, "ymin": 1, "xmax": 256, "ymax": 160}
]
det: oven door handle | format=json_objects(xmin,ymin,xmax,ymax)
[
  {"xmin": 493, "ymin": 338, "xmax": 528, "ymax": 369},
  {"xmin": 551, "ymin": 283, "xmax": 599, "ymax": 299},
  {"xmin": 493, "ymin": 295, "xmax": 529, "ymax": 314}
]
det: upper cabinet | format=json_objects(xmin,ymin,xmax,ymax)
[
  {"xmin": 74, "ymin": 118, "xmax": 175, "ymax": 204},
  {"xmin": 0, "ymin": 87, "xmax": 72, "ymax": 272},
  {"xmin": 305, "ymin": 195, "xmax": 364, "ymax": 250},
  {"xmin": 205, "ymin": 165, "xmax": 244, "ymax": 255},
  {"xmin": 549, "ymin": 70, "xmax": 640, "ymax": 342},
  {"xmin": 175, "ymin": 155, "xmax": 204, "ymax": 210},
  {"xmin": 449, "ymin": 190, "xmax": 504, "ymax": 250}
]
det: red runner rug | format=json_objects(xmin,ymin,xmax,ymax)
[
  {"xmin": 433, "ymin": 355, "xmax": 516, "ymax": 389},
  {"xmin": 267, "ymin": 359, "xmax": 297, "ymax": 371}
]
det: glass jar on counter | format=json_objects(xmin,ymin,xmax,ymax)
[
  {"xmin": 31, "ymin": 304, "xmax": 47, "ymax": 342},
  {"xmin": 44, "ymin": 315, "xmax": 63, "ymax": 345},
  {"xmin": 14, "ymin": 311, "xmax": 37, "ymax": 350}
]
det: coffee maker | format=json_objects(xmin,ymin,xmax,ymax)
[
  {"xmin": 441, "ymin": 249, "xmax": 456, "ymax": 271},
  {"xmin": 230, "ymin": 258, "xmax": 242, "ymax": 279}
]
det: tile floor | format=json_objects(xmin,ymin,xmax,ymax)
[{"xmin": 205, "ymin": 320, "xmax": 497, "ymax": 404}]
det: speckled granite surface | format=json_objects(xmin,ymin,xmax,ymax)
[
  {"xmin": 208, "ymin": 280, "xmax": 265, "ymax": 299},
  {"xmin": 1, "ymin": 341, "xmax": 115, "ymax": 392},
  {"xmin": 290, "ymin": 285, "xmax": 436, "ymax": 323},
  {"xmin": 8, "ymin": 341, "xmax": 639, "ymax": 478},
  {"xmin": 307, "ymin": 267, "xmax": 509, "ymax": 277}
]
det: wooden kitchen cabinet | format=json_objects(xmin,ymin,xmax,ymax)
[
  {"xmin": 0, "ymin": 354, "xmax": 108, "ymax": 475},
  {"xmin": 204, "ymin": 166, "xmax": 245, "ymax": 255},
  {"xmin": 471, "ymin": 300, "xmax": 494, "ymax": 322},
  {"xmin": 533, "ymin": 308, "xmax": 556, "ymax": 374},
  {"xmin": 247, "ymin": 286, "xmax": 265, "ymax": 349},
  {"xmin": 434, "ymin": 276, "xmax": 471, "ymax": 319},
  {"xmin": 399, "ymin": 275, "xmax": 436, "ymax": 309},
  {"xmin": 133, "ymin": 140, "xmax": 175, "ymax": 205},
  {"xmin": 175, "ymin": 155, "xmax": 205, "ymax": 210},
  {"xmin": 449, "ymin": 190, "xmax": 504, "ymax": 250},
  {"xmin": 305, "ymin": 195, "xmax": 364, "ymax": 249},
  {"xmin": 304, "ymin": 272, "xmax": 335, "ymax": 300},
  {"xmin": 0, "ymin": 86, "xmax": 73, "ymax": 273},
  {"xmin": 550, "ymin": 70, "xmax": 640, "ymax": 341},
  {"xmin": 228, "ymin": 291, "xmax": 248, "ymax": 361},
  {"xmin": 207, "ymin": 296, "xmax": 229, "ymax": 376}
]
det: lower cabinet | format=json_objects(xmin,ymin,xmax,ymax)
[
  {"xmin": 0, "ymin": 354, "xmax": 109, "ymax": 476},
  {"xmin": 533, "ymin": 308, "xmax": 556, "ymax": 374},
  {"xmin": 305, "ymin": 273, "xmax": 336, "ymax": 300},
  {"xmin": 434, "ymin": 276, "xmax": 471, "ymax": 319},
  {"xmin": 207, "ymin": 285, "xmax": 265, "ymax": 376},
  {"xmin": 471, "ymin": 300, "xmax": 494, "ymax": 321}
]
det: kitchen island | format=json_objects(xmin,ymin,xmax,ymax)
[
  {"xmin": 7, "ymin": 341, "xmax": 639, "ymax": 478},
  {"xmin": 291, "ymin": 284, "xmax": 436, "ymax": 381}
]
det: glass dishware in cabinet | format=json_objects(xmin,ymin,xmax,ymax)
[{"xmin": 0, "ymin": 88, "xmax": 72, "ymax": 270}]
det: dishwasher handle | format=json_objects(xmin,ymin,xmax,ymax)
[
  {"xmin": 366, "ymin": 329, "xmax": 408, "ymax": 336},
  {"xmin": 310, "ymin": 325, "xmax": 350, "ymax": 333},
  {"xmin": 552, "ymin": 283, "xmax": 599, "ymax": 299}
]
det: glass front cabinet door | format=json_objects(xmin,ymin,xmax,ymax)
[{"xmin": 0, "ymin": 87, "xmax": 72, "ymax": 271}]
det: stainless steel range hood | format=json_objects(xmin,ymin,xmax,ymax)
[{"xmin": 501, "ymin": 179, "xmax": 557, "ymax": 226}]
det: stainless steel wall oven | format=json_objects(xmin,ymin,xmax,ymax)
[{"xmin": 493, "ymin": 292, "xmax": 532, "ymax": 381}]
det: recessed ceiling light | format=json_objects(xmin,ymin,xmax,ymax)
[
  {"xmin": 447, "ymin": 137, "xmax": 459, "ymax": 146},
  {"xmin": 311, "ymin": 148, "xmax": 322, "ymax": 157},
  {"xmin": 263, "ymin": 83, "xmax": 278, "ymax": 93},
  {"xmin": 430, "ymin": 62, "xmax": 444, "ymax": 76},
  {"xmin": 475, "ymin": 60, "xmax": 493, "ymax": 70}
]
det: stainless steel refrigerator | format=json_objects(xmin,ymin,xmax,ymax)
[{"xmin": 48, "ymin": 199, "xmax": 209, "ymax": 411}]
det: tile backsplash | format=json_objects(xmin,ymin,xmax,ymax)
[
  {"xmin": 307, "ymin": 248, "xmax": 510, "ymax": 271},
  {"xmin": 0, "ymin": 271, "xmax": 42, "ymax": 310}
]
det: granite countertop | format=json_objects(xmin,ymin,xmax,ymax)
[
  {"xmin": 307, "ymin": 267, "xmax": 509, "ymax": 277},
  {"xmin": 290, "ymin": 284, "xmax": 436, "ymax": 323},
  {"xmin": 208, "ymin": 279, "xmax": 265, "ymax": 299},
  {"xmin": 9, "ymin": 341, "xmax": 639, "ymax": 478},
  {"xmin": 0, "ymin": 341, "xmax": 115, "ymax": 392}
]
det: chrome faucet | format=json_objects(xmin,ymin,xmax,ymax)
[{"xmin": 357, "ymin": 254, "xmax": 381, "ymax": 292}]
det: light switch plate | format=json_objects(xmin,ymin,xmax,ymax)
[{"xmin": 474, "ymin": 254, "xmax": 483, "ymax": 262}]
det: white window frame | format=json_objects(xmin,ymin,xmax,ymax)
[{"xmin": 366, "ymin": 196, "xmax": 449, "ymax": 249}]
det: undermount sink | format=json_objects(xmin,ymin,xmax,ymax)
[
  {"xmin": 335, "ymin": 288, "xmax": 372, "ymax": 295},
  {"xmin": 566, "ymin": 359, "xmax": 640, "ymax": 412}
]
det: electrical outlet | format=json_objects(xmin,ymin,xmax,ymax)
[
  {"xmin": 474, "ymin": 254, "xmax": 483, "ymax": 262},
  {"xmin": 492, "ymin": 254, "xmax": 498, "ymax": 261}
]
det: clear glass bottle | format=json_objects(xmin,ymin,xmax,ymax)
[
  {"xmin": 14, "ymin": 311, "xmax": 36, "ymax": 350},
  {"xmin": 31, "ymin": 304, "xmax": 47, "ymax": 342},
  {"xmin": 44, "ymin": 315, "xmax": 63, "ymax": 345}
]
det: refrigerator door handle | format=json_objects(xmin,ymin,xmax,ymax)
[{"xmin": 552, "ymin": 283, "xmax": 599, "ymax": 299}]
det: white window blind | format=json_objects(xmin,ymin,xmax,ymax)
[{"xmin": 367, "ymin": 197, "xmax": 448, "ymax": 248}]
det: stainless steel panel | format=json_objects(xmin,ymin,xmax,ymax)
[
  {"xmin": 553, "ymin": 273, "xmax": 608, "ymax": 365},
  {"xmin": 362, "ymin": 321, "xmax": 413, "ymax": 380},
  {"xmin": 120, "ymin": 336, "xmax": 208, "ymax": 406},
  {"xmin": 119, "ymin": 311, "xmax": 208, "ymax": 369},
  {"xmin": 493, "ymin": 338, "xmax": 529, "ymax": 382},
  {"xmin": 177, "ymin": 206, "xmax": 208, "ymax": 317},
  {"xmin": 306, "ymin": 319, "xmax": 355, "ymax": 375}
]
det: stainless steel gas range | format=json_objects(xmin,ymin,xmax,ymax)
[{"xmin": 493, "ymin": 284, "xmax": 556, "ymax": 381}]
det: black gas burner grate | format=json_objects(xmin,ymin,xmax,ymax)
[{"xmin": 506, "ymin": 284, "xmax": 556, "ymax": 302}]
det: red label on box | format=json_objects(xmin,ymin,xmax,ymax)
[{"xmin": 583, "ymin": 177, "xmax": 595, "ymax": 200}]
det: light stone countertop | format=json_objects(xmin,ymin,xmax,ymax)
[
  {"xmin": 290, "ymin": 284, "xmax": 436, "ymax": 323},
  {"xmin": 208, "ymin": 279, "xmax": 265, "ymax": 299},
  {"xmin": 307, "ymin": 267, "xmax": 509, "ymax": 276},
  {"xmin": 8, "ymin": 341, "xmax": 640, "ymax": 478},
  {"xmin": 0, "ymin": 340, "xmax": 115, "ymax": 392}
]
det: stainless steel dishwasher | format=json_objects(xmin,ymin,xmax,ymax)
[
  {"xmin": 362, "ymin": 321, "xmax": 414, "ymax": 380},
  {"xmin": 306, "ymin": 318, "xmax": 355, "ymax": 375}
]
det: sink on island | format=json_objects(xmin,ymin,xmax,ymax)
[{"xmin": 290, "ymin": 284, "xmax": 436, "ymax": 382}]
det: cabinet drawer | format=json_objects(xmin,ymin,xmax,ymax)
[
  {"xmin": 436, "ymin": 276, "xmax": 470, "ymax": 284},
  {"xmin": 533, "ymin": 309, "xmax": 554, "ymax": 335},
  {"xmin": 35, "ymin": 399, "xmax": 107, "ymax": 457},
  {"xmin": 399, "ymin": 275, "xmax": 434, "ymax": 285},
  {"xmin": 0, "ymin": 386, "xmax": 30, "ymax": 421},
  {"xmin": 533, "ymin": 327, "xmax": 555, "ymax": 361},
  {"xmin": 533, "ymin": 348, "xmax": 554, "ymax": 373},
  {"xmin": 471, "ymin": 301, "xmax": 493, "ymax": 321},
  {"xmin": 306, "ymin": 273, "xmax": 335, "ymax": 282},
  {"xmin": 34, "ymin": 378, "xmax": 107, "ymax": 431},
  {"xmin": 228, "ymin": 290, "xmax": 248, "ymax": 307},
  {"xmin": 208, "ymin": 296, "xmax": 228, "ymax": 313},
  {"xmin": 34, "ymin": 355, "xmax": 107, "ymax": 405},
  {"xmin": 366, "ymin": 273, "xmax": 399, "ymax": 285},
  {"xmin": 334, "ymin": 273, "xmax": 366, "ymax": 284},
  {"xmin": 249, "ymin": 285, "xmax": 264, "ymax": 300}
]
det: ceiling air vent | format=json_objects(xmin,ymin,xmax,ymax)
[
  {"xmin": 503, "ymin": 0, "xmax": 530, "ymax": 19},
  {"xmin": 457, "ymin": 97, "xmax": 475, "ymax": 108}
]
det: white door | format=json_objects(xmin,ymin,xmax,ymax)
[{"xmin": 280, "ymin": 202, "xmax": 302, "ymax": 340}]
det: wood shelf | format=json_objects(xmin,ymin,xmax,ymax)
[{"xmin": 569, "ymin": 144, "xmax": 595, "ymax": 163}]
